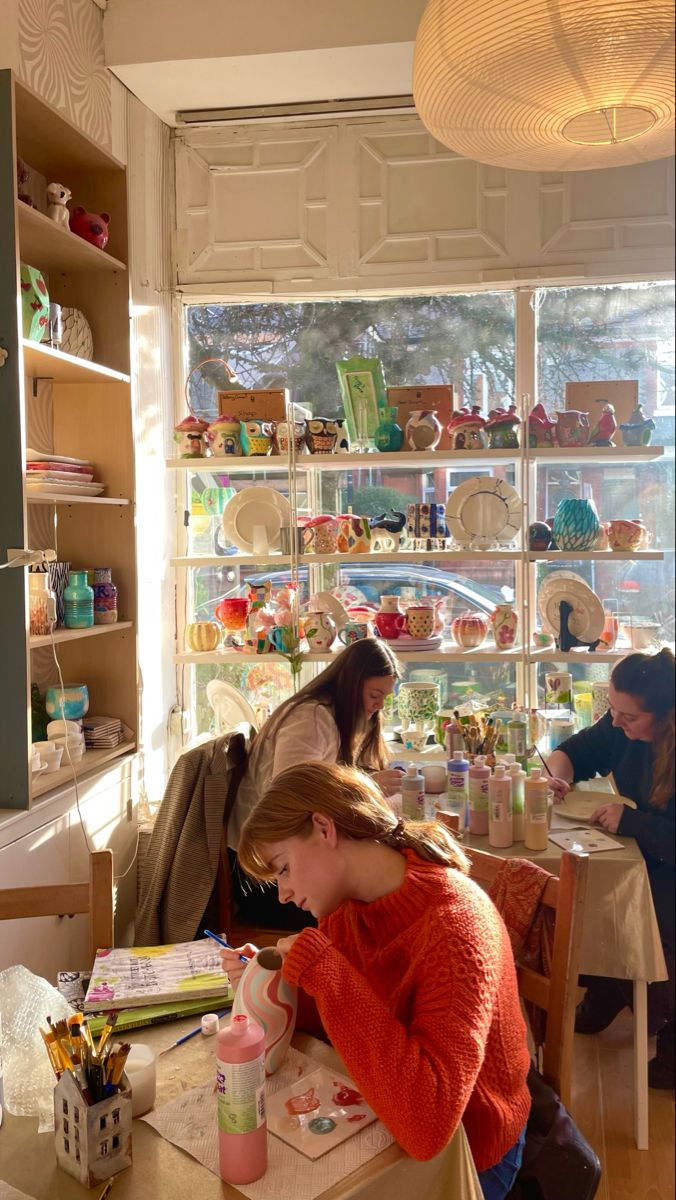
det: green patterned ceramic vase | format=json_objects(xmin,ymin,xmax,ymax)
[{"xmin": 551, "ymin": 498, "xmax": 600, "ymax": 551}]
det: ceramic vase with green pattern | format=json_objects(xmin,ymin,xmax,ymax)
[{"xmin": 551, "ymin": 498, "xmax": 600, "ymax": 551}]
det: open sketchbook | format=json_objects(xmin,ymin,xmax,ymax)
[
  {"xmin": 84, "ymin": 939, "xmax": 231, "ymax": 1012},
  {"xmin": 548, "ymin": 828, "xmax": 624, "ymax": 854}
]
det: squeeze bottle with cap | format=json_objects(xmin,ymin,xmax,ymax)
[
  {"xmin": 444, "ymin": 715, "xmax": 465, "ymax": 756},
  {"xmin": 401, "ymin": 763, "xmax": 425, "ymax": 820},
  {"xmin": 446, "ymin": 750, "xmax": 469, "ymax": 832},
  {"xmin": 488, "ymin": 764, "xmax": 513, "ymax": 848},
  {"xmin": 524, "ymin": 767, "xmax": 549, "ymax": 852},
  {"xmin": 507, "ymin": 715, "xmax": 528, "ymax": 764},
  {"xmin": 507, "ymin": 763, "xmax": 526, "ymax": 841},
  {"xmin": 468, "ymin": 754, "xmax": 491, "ymax": 836},
  {"xmin": 217, "ymin": 1014, "xmax": 267, "ymax": 1184}
]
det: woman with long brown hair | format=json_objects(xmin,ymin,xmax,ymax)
[
  {"xmin": 224, "ymin": 761, "xmax": 531, "ymax": 1198},
  {"xmin": 547, "ymin": 648, "xmax": 675, "ymax": 1088},
  {"xmin": 227, "ymin": 638, "xmax": 405, "ymax": 929}
]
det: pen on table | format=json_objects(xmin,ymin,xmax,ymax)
[
  {"xmin": 97, "ymin": 1178, "xmax": 115, "ymax": 1200},
  {"xmin": 157, "ymin": 1007, "xmax": 233, "ymax": 1056},
  {"xmin": 203, "ymin": 929, "xmax": 250, "ymax": 963}
]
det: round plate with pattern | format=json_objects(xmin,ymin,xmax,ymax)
[
  {"xmin": 538, "ymin": 572, "xmax": 605, "ymax": 641},
  {"xmin": 446, "ymin": 476, "xmax": 521, "ymax": 547}
]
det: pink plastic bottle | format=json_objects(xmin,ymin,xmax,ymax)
[
  {"xmin": 217, "ymin": 1013, "xmax": 267, "ymax": 1184},
  {"xmin": 468, "ymin": 753, "xmax": 491, "ymax": 835}
]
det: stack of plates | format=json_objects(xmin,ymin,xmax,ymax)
[
  {"xmin": 382, "ymin": 634, "xmax": 443, "ymax": 651},
  {"xmin": 25, "ymin": 449, "xmax": 105, "ymax": 496},
  {"xmin": 82, "ymin": 715, "xmax": 123, "ymax": 748}
]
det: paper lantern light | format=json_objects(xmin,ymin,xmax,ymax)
[{"xmin": 413, "ymin": 0, "xmax": 675, "ymax": 171}]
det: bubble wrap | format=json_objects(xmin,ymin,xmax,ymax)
[{"xmin": 0, "ymin": 965, "xmax": 72, "ymax": 1132}]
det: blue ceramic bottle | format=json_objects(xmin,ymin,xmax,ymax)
[
  {"xmin": 64, "ymin": 570, "xmax": 94, "ymax": 628},
  {"xmin": 374, "ymin": 407, "xmax": 404, "ymax": 452}
]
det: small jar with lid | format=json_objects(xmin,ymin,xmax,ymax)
[{"xmin": 92, "ymin": 567, "xmax": 118, "ymax": 624}]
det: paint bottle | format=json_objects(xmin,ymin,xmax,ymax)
[
  {"xmin": 507, "ymin": 714, "xmax": 528, "ymax": 765},
  {"xmin": 468, "ymin": 754, "xmax": 491, "ymax": 836},
  {"xmin": 488, "ymin": 764, "xmax": 513, "ymax": 848},
  {"xmin": 217, "ymin": 1014, "xmax": 267, "ymax": 1184},
  {"xmin": 507, "ymin": 763, "xmax": 527, "ymax": 841},
  {"xmin": 524, "ymin": 767, "xmax": 549, "ymax": 852},
  {"xmin": 446, "ymin": 750, "xmax": 469, "ymax": 833},
  {"xmin": 401, "ymin": 763, "xmax": 425, "ymax": 821},
  {"xmin": 444, "ymin": 715, "xmax": 465, "ymax": 756}
]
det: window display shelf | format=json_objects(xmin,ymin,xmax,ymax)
[
  {"xmin": 166, "ymin": 447, "xmax": 520, "ymax": 473},
  {"xmin": 29, "ymin": 622, "xmax": 133, "ymax": 650},
  {"xmin": 22, "ymin": 341, "xmax": 130, "ymax": 385},
  {"xmin": 172, "ymin": 549, "xmax": 523, "ymax": 569},
  {"xmin": 166, "ymin": 456, "xmax": 290, "ymax": 473},
  {"xmin": 31, "ymin": 738, "xmax": 136, "ymax": 799},
  {"xmin": 528, "ymin": 550, "xmax": 664, "ymax": 561},
  {"xmin": 172, "ymin": 554, "xmax": 292, "ymax": 568},
  {"xmin": 173, "ymin": 644, "xmax": 524, "ymax": 666},
  {"xmin": 530, "ymin": 445, "xmax": 664, "ymax": 463}
]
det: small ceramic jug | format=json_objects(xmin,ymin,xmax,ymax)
[
  {"xmin": 335, "ymin": 514, "xmax": 371, "ymax": 554},
  {"xmin": 491, "ymin": 604, "xmax": 518, "ymax": 650},
  {"xmin": 240, "ymin": 420, "xmax": 273, "ymax": 456},
  {"xmin": 302, "ymin": 517, "xmax": 339, "ymax": 554},
  {"xmin": 232, "ymin": 947, "xmax": 298, "ymax": 1075},
  {"xmin": 303, "ymin": 610, "xmax": 336, "ymax": 651}
]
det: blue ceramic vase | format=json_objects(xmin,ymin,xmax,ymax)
[{"xmin": 551, "ymin": 498, "xmax": 600, "ymax": 551}]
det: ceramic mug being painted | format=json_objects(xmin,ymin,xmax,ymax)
[{"xmin": 232, "ymin": 947, "xmax": 298, "ymax": 1075}]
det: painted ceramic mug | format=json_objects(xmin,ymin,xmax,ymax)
[
  {"xmin": 405, "ymin": 606, "xmax": 435, "ymax": 639},
  {"xmin": 338, "ymin": 621, "xmax": 371, "ymax": 645},
  {"xmin": 397, "ymin": 682, "xmax": 440, "ymax": 724},
  {"xmin": 607, "ymin": 519, "xmax": 647, "ymax": 551},
  {"xmin": 232, "ymin": 947, "xmax": 298, "ymax": 1075},
  {"xmin": 267, "ymin": 624, "xmax": 296, "ymax": 653},
  {"xmin": 335, "ymin": 515, "xmax": 371, "ymax": 554},
  {"xmin": 305, "ymin": 418, "xmax": 339, "ymax": 454},
  {"xmin": 302, "ymin": 517, "xmax": 339, "ymax": 553},
  {"xmin": 374, "ymin": 610, "xmax": 405, "ymax": 638}
]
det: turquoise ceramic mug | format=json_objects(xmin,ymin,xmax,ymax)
[{"xmin": 338, "ymin": 621, "xmax": 371, "ymax": 645}]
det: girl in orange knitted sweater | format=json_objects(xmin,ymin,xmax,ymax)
[{"xmin": 223, "ymin": 761, "xmax": 531, "ymax": 1199}]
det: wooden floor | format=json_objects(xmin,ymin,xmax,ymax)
[{"xmin": 571, "ymin": 1012, "xmax": 675, "ymax": 1200}]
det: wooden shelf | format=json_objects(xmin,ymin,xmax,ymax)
[
  {"xmin": 529, "ymin": 646, "xmax": 652, "ymax": 664},
  {"xmin": 529, "ymin": 550, "xmax": 664, "ymax": 561},
  {"xmin": 31, "ymin": 739, "xmax": 136, "ymax": 799},
  {"xmin": 18, "ymin": 204, "xmax": 127, "ymax": 274},
  {"xmin": 29, "ymin": 622, "xmax": 133, "ymax": 650},
  {"xmin": 22, "ymin": 340, "xmax": 130, "ymax": 384},
  {"xmin": 530, "ymin": 446, "xmax": 664, "ymax": 463},
  {"xmin": 172, "ymin": 548, "xmax": 523, "ymax": 568},
  {"xmin": 166, "ymin": 456, "xmax": 291, "ymax": 474},
  {"xmin": 26, "ymin": 493, "xmax": 131, "ymax": 506}
]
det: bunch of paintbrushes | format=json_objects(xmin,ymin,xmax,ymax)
[
  {"xmin": 40, "ymin": 1012, "xmax": 130, "ymax": 1104},
  {"xmin": 457, "ymin": 715, "xmax": 501, "ymax": 757}
]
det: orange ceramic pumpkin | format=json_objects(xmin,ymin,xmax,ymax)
[
  {"xmin": 185, "ymin": 621, "xmax": 221, "ymax": 652},
  {"xmin": 451, "ymin": 611, "xmax": 488, "ymax": 649}
]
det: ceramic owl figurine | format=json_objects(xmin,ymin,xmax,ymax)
[
  {"xmin": 305, "ymin": 418, "xmax": 339, "ymax": 454},
  {"xmin": 240, "ymin": 420, "xmax": 273, "ymax": 456},
  {"xmin": 232, "ymin": 947, "xmax": 298, "ymax": 1075}
]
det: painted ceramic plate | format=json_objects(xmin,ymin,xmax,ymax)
[
  {"xmin": 26, "ymin": 448, "xmax": 90, "ymax": 465},
  {"xmin": 26, "ymin": 470, "xmax": 94, "ymax": 483},
  {"xmin": 25, "ymin": 480, "xmax": 105, "ymax": 496},
  {"xmin": 205, "ymin": 679, "xmax": 259, "ymax": 731},
  {"xmin": 446, "ymin": 477, "xmax": 521, "ymax": 547},
  {"xmin": 538, "ymin": 573, "xmax": 605, "ymax": 641},
  {"xmin": 267, "ymin": 1066, "xmax": 378, "ymax": 1160},
  {"xmin": 222, "ymin": 486, "xmax": 291, "ymax": 554},
  {"xmin": 555, "ymin": 790, "xmax": 636, "ymax": 822}
]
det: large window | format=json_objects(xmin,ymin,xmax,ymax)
[{"xmin": 178, "ymin": 282, "xmax": 674, "ymax": 739}]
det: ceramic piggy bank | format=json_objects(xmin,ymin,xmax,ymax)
[
  {"xmin": 240, "ymin": 420, "xmax": 273, "ymax": 456},
  {"xmin": 69, "ymin": 206, "xmax": 110, "ymax": 250}
]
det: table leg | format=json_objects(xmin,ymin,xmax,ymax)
[{"xmin": 633, "ymin": 979, "xmax": 649, "ymax": 1150}]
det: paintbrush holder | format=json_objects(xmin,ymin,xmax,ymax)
[{"xmin": 54, "ymin": 1072, "xmax": 132, "ymax": 1187}]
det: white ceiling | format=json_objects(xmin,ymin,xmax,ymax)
[{"xmin": 104, "ymin": 0, "xmax": 426, "ymax": 126}]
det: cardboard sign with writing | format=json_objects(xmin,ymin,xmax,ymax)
[
  {"xmin": 387, "ymin": 384, "xmax": 454, "ymax": 450},
  {"xmin": 218, "ymin": 388, "xmax": 290, "ymax": 423},
  {"xmin": 565, "ymin": 380, "xmax": 639, "ymax": 429}
]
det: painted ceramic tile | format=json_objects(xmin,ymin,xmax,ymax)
[{"xmin": 267, "ymin": 1067, "xmax": 377, "ymax": 1160}]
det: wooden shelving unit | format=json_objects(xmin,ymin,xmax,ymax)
[{"xmin": 0, "ymin": 71, "xmax": 138, "ymax": 810}]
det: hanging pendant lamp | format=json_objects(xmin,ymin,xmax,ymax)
[{"xmin": 413, "ymin": 0, "xmax": 675, "ymax": 171}]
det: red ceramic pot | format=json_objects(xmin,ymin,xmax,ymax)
[
  {"xmin": 215, "ymin": 597, "xmax": 250, "ymax": 631},
  {"xmin": 374, "ymin": 611, "xmax": 405, "ymax": 639}
]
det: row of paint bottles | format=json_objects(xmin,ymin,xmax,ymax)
[{"xmin": 484, "ymin": 763, "xmax": 547, "ymax": 849}]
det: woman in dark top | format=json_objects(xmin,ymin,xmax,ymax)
[{"xmin": 547, "ymin": 648, "xmax": 675, "ymax": 1090}]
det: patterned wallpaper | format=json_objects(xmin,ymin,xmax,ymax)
[{"xmin": 17, "ymin": 0, "xmax": 111, "ymax": 147}]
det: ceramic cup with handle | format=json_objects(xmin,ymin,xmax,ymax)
[
  {"xmin": 608, "ymin": 519, "xmax": 647, "ymax": 552},
  {"xmin": 405, "ymin": 606, "xmax": 435, "ymax": 639},
  {"xmin": 338, "ymin": 620, "xmax": 372, "ymax": 645},
  {"xmin": 302, "ymin": 517, "xmax": 339, "ymax": 554}
]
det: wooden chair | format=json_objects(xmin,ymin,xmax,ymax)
[
  {"xmin": 0, "ymin": 849, "xmax": 114, "ymax": 961},
  {"xmin": 464, "ymin": 844, "xmax": 589, "ymax": 1107}
]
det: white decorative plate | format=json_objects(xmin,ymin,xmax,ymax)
[
  {"xmin": 538, "ymin": 572, "xmax": 605, "ymax": 641},
  {"xmin": 222, "ymin": 486, "xmax": 291, "ymax": 554},
  {"xmin": 26, "ymin": 480, "xmax": 104, "ymax": 496},
  {"xmin": 446, "ymin": 476, "xmax": 521, "ymax": 547},
  {"xmin": 26, "ymin": 448, "xmax": 90, "ymax": 465},
  {"xmin": 205, "ymin": 679, "xmax": 259, "ymax": 733}
]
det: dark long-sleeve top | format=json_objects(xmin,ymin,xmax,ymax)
[{"xmin": 557, "ymin": 712, "xmax": 675, "ymax": 871}]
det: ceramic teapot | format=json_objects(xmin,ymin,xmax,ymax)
[{"xmin": 555, "ymin": 410, "xmax": 590, "ymax": 448}]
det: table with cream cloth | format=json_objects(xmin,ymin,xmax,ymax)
[
  {"xmin": 462, "ymin": 780, "xmax": 667, "ymax": 1151},
  {"xmin": 0, "ymin": 1022, "xmax": 483, "ymax": 1200}
]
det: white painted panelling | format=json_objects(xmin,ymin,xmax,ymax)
[{"xmin": 175, "ymin": 115, "xmax": 676, "ymax": 291}]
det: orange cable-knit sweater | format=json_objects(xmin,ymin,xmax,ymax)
[{"xmin": 282, "ymin": 848, "xmax": 531, "ymax": 1171}]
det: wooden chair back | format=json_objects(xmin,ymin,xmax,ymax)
[
  {"xmin": 0, "ymin": 849, "xmax": 114, "ymax": 962},
  {"xmin": 464, "ymin": 844, "xmax": 589, "ymax": 1106}
]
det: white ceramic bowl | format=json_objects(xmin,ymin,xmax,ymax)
[
  {"xmin": 421, "ymin": 764, "xmax": 447, "ymax": 793},
  {"xmin": 51, "ymin": 732, "xmax": 84, "ymax": 751},
  {"xmin": 47, "ymin": 719, "xmax": 82, "ymax": 740},
  {"xmin": 33, "ymin": 741, "xmax": 64, "ymax": 771}
]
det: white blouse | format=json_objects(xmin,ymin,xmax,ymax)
[{"xmin": 228, "ymin": 700, "xmax": 340, "ymax": 850}]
